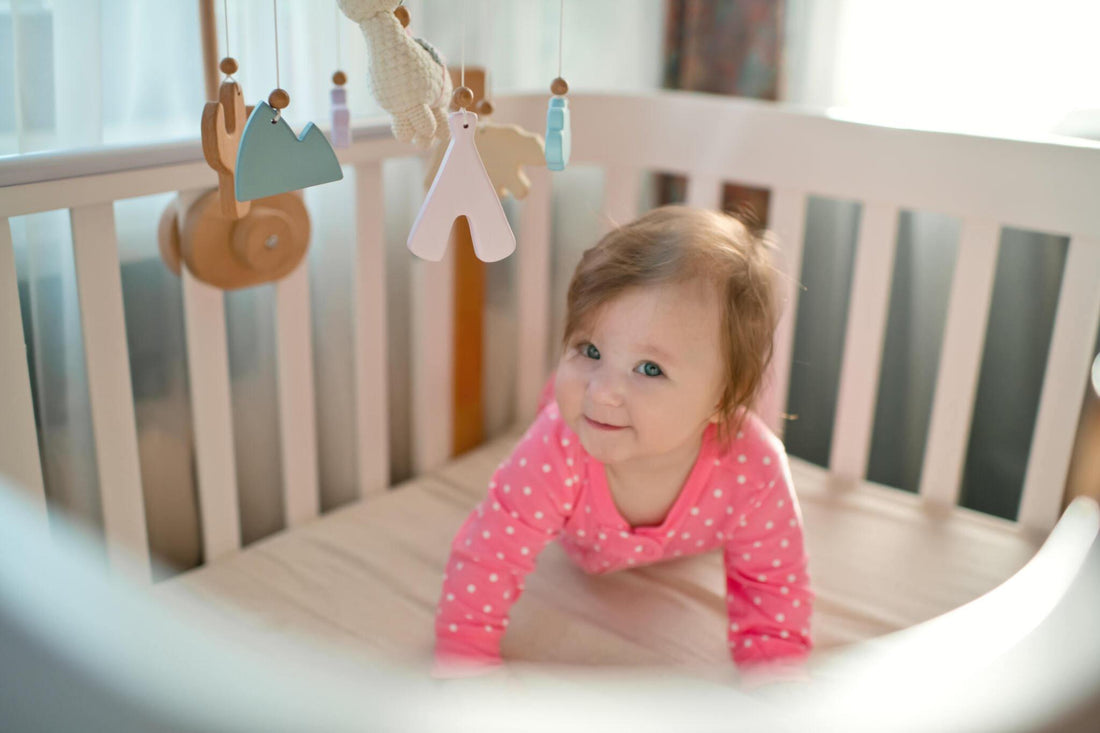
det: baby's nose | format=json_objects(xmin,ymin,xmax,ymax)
[{"xmin": 587, "ymin": 371, "xmax": 624, "ymax": 406}]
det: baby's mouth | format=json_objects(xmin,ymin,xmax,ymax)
[{"xmin": 584, "ymin": 416, "xmax": 627, "ymax": 431}]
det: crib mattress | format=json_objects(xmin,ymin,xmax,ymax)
[{"xmin": 153, "ymin": 427, "xmax": 1045, "ymax": 679}]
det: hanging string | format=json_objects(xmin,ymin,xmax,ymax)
[
  {"xmin": 223, "ymin": 0, "xmax": 230, "ymax": 63},
  {"xmin": 334, "ymin": 0, "xmax": 342, "ymax": 70},
  {"xmin": 460, "ymin": 0, "xmax": 467, "ymax": 91},
  {"xmin": 557, "ymin": 0, "xmax": 564, "ymax": 80},
  {"xmin": 273, "ymin": 0, "xmax": 281, "ymax": 91}
]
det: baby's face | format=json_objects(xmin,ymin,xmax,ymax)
[{"xmin": 555, "ymin": 280, "xmax": 725, "ymax": 469}]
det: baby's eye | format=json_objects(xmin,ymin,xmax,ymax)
[
  {"xmin": 637, "ymin": 361, "xmax": 663, "ymax": 378},
  {"xmin": 582, "ymin": 342, "xmax": 600, "ymax": 360}
]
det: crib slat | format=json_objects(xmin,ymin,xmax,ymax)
[
  {"xmin": 179, "ymin": 190, "xmax": 240, "ymax": 561},
  {"xmin": 69, "ymin": 203, "xmax": 150, "ymax": 580},
  {"xmin": 919, "ymin": 220, "xmax": 1000, "ymax": 507},
  {"xmin": 601, "ymin": 166, "xmax": 640, "ymax": 236},
  {"xmin": 1019, "ymin": 236, "xmax": 1100, "ymax": 531},
  {"xmin": 516, "ymin": 168, "xmax": 553, "ymax": 424},
  {"xmin": 276, "ymin": 260, "xmax": 319, "ymax": 526},
  {"xmin": 411, "ymin": 252, "xmax": 454, "ymax": 475},
  {"xmin": 757, "ymin": 188, "xmax": 808, "ymax": 437},
  {"xmin": 685, "ymin": 174, "xmax": 722, "ymax": 210},
  {"xmin": 0, "ymin": 217, "xmax": 47, "ymax": 522},
  {"xmin": 353, "ymin": 163, "xmax": 390, "ymax": 498},
  {"xmin": 829, "ymin": 203, "xmax": 900, "ymax": 481}
]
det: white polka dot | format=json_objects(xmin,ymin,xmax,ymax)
[
  {"xmin": 534, "ymin": 511, "xmax": 544, "ymax": 520},
  {"xmin": 523, "ymin": 486, "xmax": 532, "ymax": 495},
  {"xmin": 564, "ymin": 503, "xmax": 572, "ymax": 511},
  {"xmin": 780, "ymin": 538, "xmax": 789, "ymax": 548},
  {"xmin": 690, "ymin": 507, "xmax": 700, "ymax": 516},
  {"xmin": 482, "ymin": 530, "xmax": 491, "ymax": 539},
  {"xmin": 765, "ymin": 521, "xmax": 774, "ymax": 530},
  {"xmin": 776, "ymin": 613, "xmax": 785, "ymax": 622},
  {"xmin": 789, "ymin": 518, "xmax": 797, "ymax": 527},
  {"xmin": 742, "ymin": 553, "xmax": 751, "ymax": 561},
  {"xmin": 497, "ymin": 552, "xmax": 505, "ymax": 560},
  {"xmin": 561, "ymin": 438, "xmax": 570, "ymax": 446},
  {"xmin": 484, "ymin": 605, "xmax": 493, "ymax": 613},
  {"xmin": 801, "ymin": 628, "xmax": 809, "ymax": 636},
  {"xmin": 753, "ymin": 541, "xmax": 762, "ymax": 548},
  {"xmin": 772, "ymin": 559, "xmax": 781, "ymax": 568},
  {"xmin": 682, "ymin": 532, "xmax": 691, "ymax": 540},
  {"xmin": 603, "ymin": 560, "xmax": 611, "ymax": 567},
  {"xmin": 793, "ymin": 600, "xmax": 801, "ymax": 608},
  {"xmin": 781, "ymin": 586, "xmax": 789, "ymax": 594},
  {"xmin": 506, "ymin": 526, "xmax": 514, "ymax": 535},
  {"xmin": 696, "ymin": 539, "xmax": 704, "ymax": 547},
  {"xmin": 672, "ymin": 549, "xmax": 683, "ymax": 557},
  {"xmin": 737, "ymin": 475, "xmax": 746, "ymax": 484},
  {"xmin": 620, "ymin": 531, "xmax": 629, "ymax": 539},
  {"xmin": 705, "ymin": 518, "xmax": 714, "ymax": 527},
  {"xmin": 627, "ymin": 558, "xmax": 635, "ymax": 565},
  {"xmin": 467, "ymin": 584, "xmax": 476, "ymax": 593},
  {"xmin": 594, "ymin": 545, "xmax": 601, "ymax": 552},
  {"xmin": 780, "ymin": 630, "xmax": 789, "ymax": 639},
  {"xmin": 457, "ymin": 562, "xmax": 464, "ymax": 569},
  {"xmin": 744, "ymin": 639, "xmax": 753, "ymax": 647},
  {"xmin": 717, "ymin": 532, "xmax": 725, "ymax": 540},
  {"xmin": 503, "ymin": 591, "xmax": 511, "ymax": 599},
  {"xmin": 714, "ymin": 458, "xmax": 721, "ymax": 466},
  {"xmin": 577, "ymin": 529, "xmax": 586, "ymax": 537},
  {"xmin": 667, "ymin": 530, "xmax": 676, "ymax": 537},
  {"xmin": 489, "ymin": 481, "xmax": 497, "ymax": 489},
  {"xmin": 542, "ymin": 464, "xmax": 551, "ymax": 473},
  {"xmin": 485, "ymin": 625, "xmax": 493, "ymax": 632},
  {"xmin": 564, "ymin": 478, "xmax": 573, "ymax": 488},
  {"xmin": 599, "ymin": 533, "xmax": 607, "ymax": 540},
  {"xmin": 738, "ymin": 454, "xmax": 747, "ymax": 463},
  {"xmin": 521, "ymin": 547, "xmax": 530, "ymax": 555},
  {"xmin": 787, "ymin": 574, "xmax": 796, "ymax": 582},
  {"xmin": 635, "ymin": 545, "xmax": 643, "ymax": 553},
  {"xmin": 492, "ymin": 502, "xmax": 500, "ymax": 511},
  {"xmin": 542, "ymin": 436, "xmax": 548, "ymax": 444},
  {"xmin": 762, "ymin": 634, "xmax": 770, "ymax": 642},
  {"xmin": 503, "ymin": 484, "xmax": 511, "ymax": 493},
  {"xmin": 777, "ymin": 499, "xmax": 785, "ymax": 508},
  {"xmin": 757, "ymin": 574, "xmax": 767, "ymax": 582},
  {"xmin": 730, "ymin": 623, "xmax": 740, "ymax": 632},
  {"xmin": 519, "ymin": 458, "xmax": 526, "ymax": 467},
  {"xmin": 736, "ymin": 431, "xmax": 743, "ymax": 439},
  {"xmin": 465, "ymin": 539, "xmax": 471, "ymax": 546},
  {"xmin": 449, "ymin": 624, "xmax": 458, "ymax": 632},
  {"xmin": 585, "ymin": 506, "xmax": 591, "ymax": 513},
  {"xmin": 489, "ymin": 573, "xmax": 498, "ymax": 583},
  {"xmin": 763, "ymin": 456, "xmax": 772, "ymax": 466},
  {"xmin": 753, "ymin": 597, "xmax": 762, "ymax": 605},
  {"xmin": 727, "ymin": 507, "xmax": 735, "ymax": 515},
  {"xmin": 446, "ymin": 593, "xmax": 454, "ymax": 601},
  {"xmin": 713, "ymin": 489, "xmax": 723, "ymax": 498},
  {"xmin": 502, "ymin": 619, "xmax": 509, "ymax": 627}
]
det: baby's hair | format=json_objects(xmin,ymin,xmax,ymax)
[{"xmin": 562, "ymin": 205, "xmax": 783, "ymax": 441}]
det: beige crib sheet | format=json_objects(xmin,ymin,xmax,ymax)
[{"xmin": 154, "ymin": 427, "xmax": 1044, "ymax": 678}]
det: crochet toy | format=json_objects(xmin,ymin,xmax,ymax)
[{"xmin": 337, "ymin": 0, "xmax": 452, "ymax": 149}]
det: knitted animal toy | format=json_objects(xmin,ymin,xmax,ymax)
[{"xmin": 337, "ymin": 0, "xmax": 452, "ymax": 149}]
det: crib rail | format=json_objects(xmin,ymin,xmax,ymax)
[{"xmin": 3, "ymin": 91, "xmax": 1100, "ymax": 580}]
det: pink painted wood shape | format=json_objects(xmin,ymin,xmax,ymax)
[{"xmin": 407, "ymin": 111, "xmax": 516, "ymax": 262}]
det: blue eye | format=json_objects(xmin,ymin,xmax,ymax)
[
  {"xmin": 638, "ymin": 361, "xmax": 663, "ymax": 378},
  {"xmin": 583, "ymin": 343, "xmax": 600, "ymax": 359}
]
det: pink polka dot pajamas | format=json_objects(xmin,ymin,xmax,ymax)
[{"xmin": 434, "ymin": 389, "xmax": 813, "ymax": 672}]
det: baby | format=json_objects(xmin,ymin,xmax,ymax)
[{"xmin": 434, "ymin": 205, "xmax": 812, "ymax": 677}]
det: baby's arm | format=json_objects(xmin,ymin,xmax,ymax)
[
  {"xmin": 434, "ymin": 407, "xmax": 578, "ymax": 674},
  {"xmin": 722, "ymin": 449, "xmax": 813, "ymax": 670}
]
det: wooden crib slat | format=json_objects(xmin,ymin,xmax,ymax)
[
  {"xmin": 757, "ymin": 188, "xmax": 808, "ymax": 438},
  {"xmin": 829, "ymin": 203, "xmax": 900, "ymax": 481},
  {"xmin": 411, "ymin": 252, "xmax": 454, "ymax": 474},
  {"xmin": 685, "ymin": 174, "xmax": 722, "ymax": 210},
  {"xmin": 353, "ymin": 163, "xmax": 390, "ymax": 498},
  {"xmin": 179, "ymin": 191, "xmax": 241, "ymax": 561},
  {"xmin": 0, "ymin": 217, "xmax": 47, "ymax": 522},
  {"xmin": 275, "ymin": 261, "xmax": 319, "ymax": 527},
  {"xmin": 516, "ymin": 168, "xmax": 553, "ymax": 424},
  {"xmin": 601, "ymin": 166, "xmax": 641, "ymax": 237},
  {"xmin": 1019, "ymin": 236, "xmax": 1100, "ymax": 531},
  {"xmin": 69, "ymin": 203, "xmax": 150, "ymax": 580},
  {"xmin": 919, "ymin": 220, "xmax": 1000, "ymax": 507}
]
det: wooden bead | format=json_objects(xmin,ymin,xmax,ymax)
[
  {"xmin": 332, "ymin": 70, "xmax": 347, "ymax": 86},
  {"xmin": 219, "ymin": 57, "xmax": 238, "ymax": 75},
  {"xmin": 551, "ymin": 77, "xmax": 569, "ymax": 96},
  {"xmin": 394, "ymin": 5, "xmax": 410, "ymax": 27},
  {"xmin": 474, "ymin": 99, "xmax": 494, "ymax": 117},
  {"xmin": 452, "ymin": 86, "xmax": 474, "ymax": 109},
  {"xmin": 268, "ymin": 88, "xmax": 290, "ymax": 110}
]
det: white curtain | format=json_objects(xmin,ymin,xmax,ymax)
[
  {"xmin": 781, "ymin": 0, "xmax": 1100, "ymax": 515},
  {"xmin": 3, "ymin": 0, "xmax": 662, "ymax": 574}
]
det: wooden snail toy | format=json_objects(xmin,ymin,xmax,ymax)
[{"xmin": 158, "ymin": 57, "xmax": 311, "ymax": 290}]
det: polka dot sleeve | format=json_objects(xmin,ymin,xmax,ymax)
[
  {"xmin": 722, "ymin": 447, "xmax": 814, "ymax": 668},
  {"xmin": 434, "ymin": 405, "xmax": 580, "ymax": 671}
]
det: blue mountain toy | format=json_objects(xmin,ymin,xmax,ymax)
[
  {"xmin": 235, "ymin": 101, "xmax": 343, "ymax": 202},
  {"xmin": 545, "ymin": 96, "xmax": 571, "ymax": 171}
]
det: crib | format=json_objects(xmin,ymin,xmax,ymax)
[{"xmin": 2, "ymin": 91, "xmax": 1100, "ymax": 731}]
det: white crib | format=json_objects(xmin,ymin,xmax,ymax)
[{"xmin": 2, "ymin": 91, "xmax": 1100, "ymax": 730}]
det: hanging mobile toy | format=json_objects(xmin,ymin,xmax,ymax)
[
  {"xmin": 405, "ymin": 13, "xmax": 515, "ymax": 262},
  {"xmin": 236, "ymin": 0, "xmax": 343, "ymax": 201},
  {"xmin": 545, "ymin": 0, "xmax": 571, "ymax": 171},
  {"xmin": 330, "ymin": 2, "xmax": 351, "ymax": 148}
]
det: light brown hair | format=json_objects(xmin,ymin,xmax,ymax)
[{"xmin": 562, "ymin": 205, "xmax": 783, "ymax": 441}]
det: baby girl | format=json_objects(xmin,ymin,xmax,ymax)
[{"xmin": 434, "ymin": 205, "xmax": 812, "ymax": 677}]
